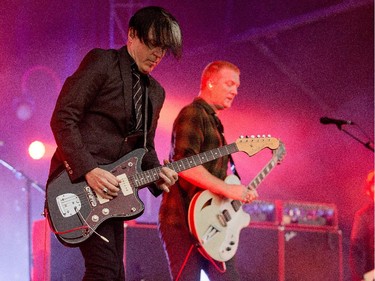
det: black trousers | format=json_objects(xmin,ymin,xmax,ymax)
[{"xmin": 79, "ymin": 220, "xmax": 125, "ymax": 281}]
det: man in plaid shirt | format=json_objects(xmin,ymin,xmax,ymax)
[{"xmin": 158, "ymin": 61, "xmax": 258, "ymax": 281}]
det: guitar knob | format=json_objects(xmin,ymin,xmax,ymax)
[
  {"xmin": 229, "ymin": 241, "xmax": 235, "ymax": 245},
  {"xmin": 226, "ymin": 247, "xmax": 232, "ymax": 251}
]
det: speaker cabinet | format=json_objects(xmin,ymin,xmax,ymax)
[
  {"xmin": 282, "ymin": 226, "xmax": 343, "ymax": 281},
  {"xmin": 124, "ymin": 223, "xmax": 170, "ymax": 281},
  {"xmin": 32, "ymin": 220, "xmax": 169, "ymax": 281},
  {"xmin": 32, "ymin": 219, "xmax": 84, "ymax": 281},
  {"xmin": 236, "ymin": 224, "xmax": 343, "ymax": 281},
  {"xmin": 33, "ymin": 220, "xmax": 342, "ymax": 281},
  {"xmin": 236, "ymin": 224, "xmax": 281, "ymax": 281}
]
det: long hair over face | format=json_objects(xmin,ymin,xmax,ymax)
[{"xmin": 128, "ymin": 6, "xmax": 182, "ymax": 59}]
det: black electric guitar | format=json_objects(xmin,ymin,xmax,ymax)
[
  {"xmin": 188, "ymin": 142, "xmax": 286, "ymax": 262},
  {"xmin": 45, "ymin": 136, "xmax": 280, "ymax": 246}
]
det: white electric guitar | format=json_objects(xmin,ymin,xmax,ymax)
[{"xmin": 188, "ymin": 142, "xmax": 286, "ymax": 262}]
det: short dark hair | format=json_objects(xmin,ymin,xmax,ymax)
[{"xmin": 129, "ymin": 6, "xmax": 182, "ymax": 59}]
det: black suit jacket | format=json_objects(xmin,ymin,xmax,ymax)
[{"xmin": 48, "ymin": 46, "xmax": 164, "ymax": 196}]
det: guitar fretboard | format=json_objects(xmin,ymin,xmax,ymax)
[
  {"xmin": 231, "ymin": 157, "xmax": 278, "ymax": 212},
  {"xmin": 130, "ymin": 143, "xmax": 239, "ymax": 188},
  {"xmin": 232, "ymin": 143, "xmax": 285, "ymax": 211},
  {"xmin": 249, "ymin": 143, "xmax": 285, "ymax": 190},
  {"xmin": 249, "ymin": 159, "xmax": 277, "ymax": 190}
]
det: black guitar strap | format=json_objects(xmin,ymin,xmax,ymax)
[{"xmin": 213, "ymin": 114, "xmax": 241, "ymax": 180}]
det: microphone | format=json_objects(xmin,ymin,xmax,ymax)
[{"xmin": 320, "ymin": 117, "xmax": 354, "ymax": 126}]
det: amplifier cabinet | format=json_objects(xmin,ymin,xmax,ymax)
[
  {"xmin": 236, "ymin": 224, "xmax": 281, "ymax": 281},
  {"xmin": 33, "ymin": 220, "xmax": 342, "ymax": 281},
  {"xmin": 32, "ymin": 220, "xmax": 169, "ymax": 281},
  {"xmin": 236, "ymin": 224, "xmax": 343, "ymax": 281},
  {"xmin": 32, "ymin": 219, "xmax": 84, "ymax": 281},
  {"xmin": 281, "ymin": 225, "xmax": 343, "ymax": 281},
  {"xmin": 124, "ymin": 223, "xmax": 170, "ymax": 281}
]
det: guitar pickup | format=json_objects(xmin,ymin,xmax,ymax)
[
  {"xmin": 117, "ymin": 173, "xmax": 133, "ymax": 196},
  {"xmin": 231, "ymin": 200, "xmax": 241, "ymax": 212},
  {"xmin": 222, "ymin": 209, "xmax": 231, "ymax": 222},
  {"xmin": 217, "ymin": 213, "xmax": 228, "ymax": 227}
]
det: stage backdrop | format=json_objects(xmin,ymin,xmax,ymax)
[{"xmin": 0, "ymin": 1, "xmax": 373, "ymax": 280}]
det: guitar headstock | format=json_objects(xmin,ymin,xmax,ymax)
[
  {"xmin": 235, "ymin": 135, "xmax": 280, "ymax": 156},
  {"xmin": 273, "ymin": 141, "xmax": 286, "ymax": 164}
]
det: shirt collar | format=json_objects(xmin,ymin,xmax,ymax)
[{"xmin": 193, "ymin": 97, "xmax": 216, "ymax": 116}]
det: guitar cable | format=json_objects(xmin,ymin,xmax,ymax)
[
  {"xmin": 175, "ymin": 243, "xmax": 227, "ymax": 281},
  {"xmin": 175, "ymin": 244, "xmax": 195, "ymax": 281},
  {"xmin": 76, "ymin": 208, "xmax": 109, "ymax": 243}
]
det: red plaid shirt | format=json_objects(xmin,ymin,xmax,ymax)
[{"xmin": 159, "ymin": 98, "xmax": 228, "ymax": 227}]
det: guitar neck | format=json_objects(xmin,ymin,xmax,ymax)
[
  {"xmin": 132, "ymin": 143, "xmax": 239, "ymax": 188},
  {"xmin": 248, "ymin": 157, "xmax": 277, "ymax": 190}
]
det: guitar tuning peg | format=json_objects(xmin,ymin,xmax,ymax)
[
  {"xmin": 239, "ymin": 135, "xmax": 244, "ymax": 138},
  {"xmin": 268, "ymin": 134, "xmax": 272, "ymax": 137},
  {"xmin": 262, "ymin": 134, "xmax": 266, "ymax": 138},
  {"xmin": 250, "ymin": 135, "xmax": 255, "ymax": 138},
  {"xmin": 257, "ymin": 135, "xmax": 261, "ymax": 138}
]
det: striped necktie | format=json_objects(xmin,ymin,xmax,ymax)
[{"xmin": 132, "ymin": 67, "xmax": 143, "ymax": 131}]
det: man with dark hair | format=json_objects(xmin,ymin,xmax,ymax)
[
  {"xmin": 158, "ymin": 61, "xmax": 258, "ymax": 281},
  {"xmin": 47, "ymin": 6, "xmax": 182, "ymax": 280}
]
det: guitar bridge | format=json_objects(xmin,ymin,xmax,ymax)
[
  {"xmin": 56, "ymin": 193, "xmax": 82, "ymax": 218},
  {"xmin": 201, "ymin": 225, "xmax": 220, "ymax": 244}
]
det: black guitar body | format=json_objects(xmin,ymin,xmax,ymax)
[{"xmin": 45, "ymin": 149, "xmax": 146, "ymax": 246}]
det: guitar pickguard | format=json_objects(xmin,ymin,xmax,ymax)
[{"xmin": 46, "ymin": 149, "xmax": 146, "ymax": 246}]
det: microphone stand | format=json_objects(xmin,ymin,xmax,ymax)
[
  {"xmin": 335, "ymin": 124, "xmax": 374, "ymax": 152},
  {"xmin": 0, "ymin": 159, "xmax": 45, "ymax": 281}
]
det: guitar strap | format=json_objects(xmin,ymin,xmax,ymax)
[{"xmin": 213, "ymin": 114, "xmax": 241, "ymax": 180}]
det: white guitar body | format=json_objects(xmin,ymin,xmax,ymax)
[
  {"xmin": 188, "ymin": 141, "xmax": 286, "ymax": 262},
  {"xmin": 188, "ymin": 175, "xmax": 250, "ymax": 262}
]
